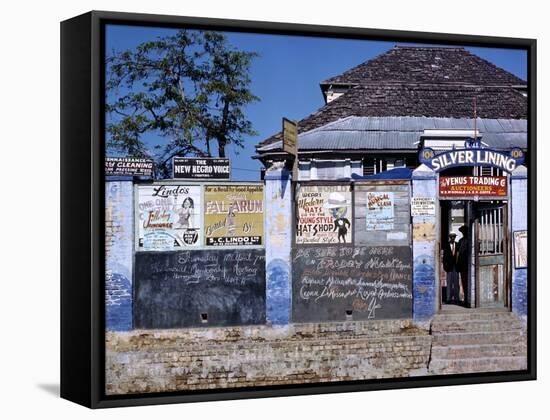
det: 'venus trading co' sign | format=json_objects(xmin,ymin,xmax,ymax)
[
  {"xmin": 173, "ymin": 157, "xmax": 230, "ymax": 179},
  {"xmin": 440, "ymin": 176, "xmax": 508, "ymax": 198},
  {"xmin": 419, "ymin": 147, "xmax": 525, "ymax": 173}
]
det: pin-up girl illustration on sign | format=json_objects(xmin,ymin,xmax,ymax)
[
  {"xmin": 177, "ymin": 197, "xmax": 195, "ymax": 228},
  {"xmin": 324, "ymin": 192, "xmax": 351, "ymax": 243}
]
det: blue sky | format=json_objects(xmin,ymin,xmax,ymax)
[{"xmin": 105, "ymin": 25, "xmax": 527, "ymax": 181}]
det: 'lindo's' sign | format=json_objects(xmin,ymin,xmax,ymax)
[{"xmin": 419, "ymin": 147, "xmax": 524, "ymax": 173}]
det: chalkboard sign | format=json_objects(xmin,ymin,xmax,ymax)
[
  {"xmin": 292, "ymin": 246, "xmax": 412, "ymax": 322},
  {"xmin": 134, "ymin": 249, "xmax": 266, "ymax": 328}
]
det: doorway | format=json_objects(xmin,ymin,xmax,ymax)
[
  {"xmin": 473, "ymin": 202, "xmax": 508, "ymax": 308},
  {"xmin": 439, "ymin": 201, "xmax": 468, "ymax": 308},
  {"xmin": 439, "ymin": 200, "xmax": 510, "ymax": 310}
]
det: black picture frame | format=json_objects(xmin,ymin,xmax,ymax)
[{"xmin": 60, "ymin": 10, "xmax": 537, "ymax": 409}]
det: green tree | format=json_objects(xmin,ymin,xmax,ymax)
[{"xmin": 106, "ymin": 30, "xmax": 259, "ymax": 178}]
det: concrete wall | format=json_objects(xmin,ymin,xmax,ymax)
[
  {"xmin": 105, "ymin": 180, "xmax": 134, "ymax": 331},
  {"xmin": 264, "ymin": 162, "xmax": 293, "ymax": 325},
  {"xmin": 411, "ymin": 165, "xmax": 438, "ymax": 320},
  {"xmin": 511, "ymin": 166, "xmax": 528, "ymax": 318}
]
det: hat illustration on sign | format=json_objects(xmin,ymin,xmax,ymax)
[
  {"xmin": 449, "ymin": 231, "xmax": 457, "ymax": 237},
  {"xmin": 323, "ymin": 192, "xmax": 348, "ymax": 209}
]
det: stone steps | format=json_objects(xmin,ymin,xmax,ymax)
[
  {"xmin": 431, "ymin": 319, "xmax": 524, "ymax": 333},
  {"xmin": 431, "ymin": 343, "xmax": 527, "ymax": 359},
  {"xmin": 428, "ymin": 309, "xmax": 527, "ymax": 375},
  {"xmin": 431, "ymin": 330, "xmax": 525, "ymax": 346},
  {"xmin": 433, "ymin": 311, "xmax": 516, "ymax": 322},
  {"xmin": 429, "ymin": 356, "xmax": 527, "ymax": 374}
]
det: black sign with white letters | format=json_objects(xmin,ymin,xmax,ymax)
[{"xmin": 172, "ymin": 157, "xmax": 231, "ymax": 179}]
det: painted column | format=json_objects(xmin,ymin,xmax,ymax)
[
  {"xmin": 412, "ymin": 164, "xmax": 438, "ymax": 321},
  {"xmin": 510, "ymin": 165, "xmax": 528, "ymax": 319},
  {"xmin": 264, "ymin": 161, "xmax": 293, "ymax": 325},
  {"xmin": 105, "ymin": 179, "xmax": 134, "ymax": 331}
]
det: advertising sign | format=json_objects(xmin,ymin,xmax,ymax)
[
  {"xmin": 295, "ymin": 185, "xmax": 352, "ymax": 244},
  {"xmin": 172, "ymin": 157, "xmax": 230, "ymax": 179},
  {"xmin": 282, "ymin": 118, "xmax": 298, "ymax": 156},
  {"xmin": 419, "ymin": 147, "xmax": 524, "ymax": 173},
  {"xmin": 204, "ymin": 185, "xmax": 264, "ymax": 246},
  {"xmin": 137, "ymin": 185, "xmax": 202, "ymax": 250},
  {"xmin": 513, "ymin": 230, "xmax": 528, "ymax": 269},
  {"xmin": 366, "ymin": 191, "xmax": 394, "ymax": 231},
  {"xmin": 105, "ymin": 157, "xmax": 154, "ymax": 177},
  {"xmin": 439, "ymin": 176, "xmax": 507, "ymax": 197},
  {"xmin": 411, "ymin": 197, "xmax": 436, "ymax": 216}
]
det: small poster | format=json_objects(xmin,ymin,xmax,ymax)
[
  {"xmin": 366, "ymin": 191, "xmax": 394, "ymax": 231},
  {"xmin": 411, "ymin": 197, "xmax": 436, "ymax": 217},
  {"xmin": 295, "ymin": 185, "xmax": 352, "ymax": 244},
  {"xmin": 137, "ymin": 185, "xmax": 202, "ymax": 250},
  {"xmin": 513, "ymin": 230, "xmax": 527, "ymax": 268},
  {"xmin": 204, "ymin": 185, "xmax": 264, "ymax": 246}
]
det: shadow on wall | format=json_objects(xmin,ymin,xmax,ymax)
[
  {"xmin": 105, "ymin": 271, "xmax": 132, "ymax": 331},
  {"xmin": 266, "ymin": 258, "xmax": 291, "ymax": 326},
  {"xmin": 413, "ymin": 254, "xmax": 436, "ymax": 320}
]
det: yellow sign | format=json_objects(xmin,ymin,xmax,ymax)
[
  {"xmin": 282, "ymin": 118, "xmax": 298, "ymax": 156},
  {"xmin": 204, "ymin": 185, "xmax": 264, "ymax": 246}
]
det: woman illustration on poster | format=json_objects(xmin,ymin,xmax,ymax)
[{"xmin": 177, "ymin": 197, "xmax": 195, "ymax": 229}]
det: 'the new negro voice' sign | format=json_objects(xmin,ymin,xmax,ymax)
[
  {"xmin": 173, "ymin": 157, "xmax": 230, "ymax": 179},
  {"xmin": 439, "ymin": 176, "xmax": 507, "ymax": 197}
]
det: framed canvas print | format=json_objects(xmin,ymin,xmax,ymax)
[{"xmin": 60, "ymin": 10, "xmax": 536, "ymax": 408}]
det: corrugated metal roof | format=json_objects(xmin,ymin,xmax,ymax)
[{"xmin": 257, "ymin": 116, "xmax": 527, "ymax": 152}]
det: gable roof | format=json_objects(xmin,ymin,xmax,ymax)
[
  {"xmin": 322, "ymin": 46, "xmax": 526, "ymax": 88},
  {"xmin": 257, "ymin": 46, "xmax": 527, "ymax": 152}
]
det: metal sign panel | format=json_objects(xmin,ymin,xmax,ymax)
[
  {"xmin": 172, "ymin": 157, "xmax": 230, "ymax": 179},
  {"xmin": 419, "ymin": 147, "xmax": 525, "ymax": 173},
  {"xmin": 439, "ymin": 176, "xmax": 507, "ymax": 198},
  {"xmin": 282, "ymin": 118, "xmax": 298, "ymax": 155},
  {"xmin": 105, "ymin": 157, "xmax": 154, "ymax": 177}
]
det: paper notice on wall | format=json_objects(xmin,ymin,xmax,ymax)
[
  {"xmin": 295, "ymin": 184, "xmax": 353, "ymax": 244},
  {"xmin": 513, "ymin": 230, "xmax": 527, "ymax": 268},
  {"xmin": 366, "ymin": 191, "xmax": 394, "ymax": 231},
  {"xmin": 137, "ymin": 185, "xmax": 202, "ymax": 250},
  {"xmin": 411, "ymin": 197, "xmax": 436, "ymax": 217},
  {"xmin": 204, "ymin": 185, "xmax": 264, "ymax": 246}
]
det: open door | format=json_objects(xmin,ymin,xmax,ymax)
[{"xmin": 474, "ymin": 203, "xmax": 508, "ymax": 308}]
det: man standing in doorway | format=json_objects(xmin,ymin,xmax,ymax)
[
  {"xmin": 442, "ymin": 232, "xmax": 460, "ymax": 303},
  {"xmin": 456, "ymin": 225, "xmax": 470, "ymax": 306}
]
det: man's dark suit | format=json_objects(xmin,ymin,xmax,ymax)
[{"xmin": 442, "ymin": 239, "xmax": 459, "ymax": 303}]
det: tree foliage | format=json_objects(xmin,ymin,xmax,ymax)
[{"xmin": 106, "ymin": 30, "xmax": 259, "ymax": 178}]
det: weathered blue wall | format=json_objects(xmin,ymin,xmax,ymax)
[
  {"xmin": 264, "ymin": 162, "xmax": 292, "ymax": 325},
  {"xmin": 412, "ymin": 165, "xmax": 438, "ymax": 321},
  {"xmin": 105, "ymin": 180, "xmax": 134, "ymax": 331},
  {"xmin": 511, "ymin": 166, "xmax": 528, "ymax": 318}
]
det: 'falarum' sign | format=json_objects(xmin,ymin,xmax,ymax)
[{"xmin": 419, "ymin": 146, "xmax": 525, "ymax": 173}]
